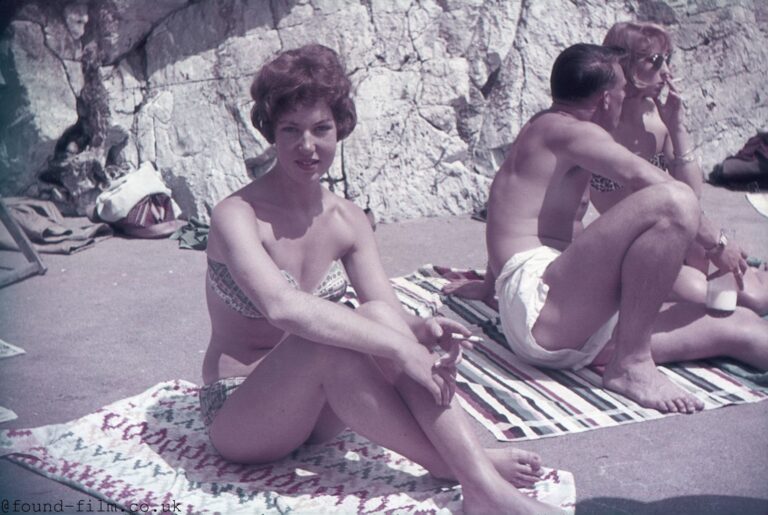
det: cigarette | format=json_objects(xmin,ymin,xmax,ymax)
[
  {"xmin": 451, "ymin": 333, "xmax": 483, "ymax": 343},
  {"xmin": 667, "ymin": 77, "xmax": 683, "ymax": 83}
]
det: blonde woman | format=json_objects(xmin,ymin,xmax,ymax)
[{"xmin": 591, "ymin": 21, "xmax": 767, "ymax": 314}]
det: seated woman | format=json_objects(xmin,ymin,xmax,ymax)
[
  {"xmin": 200, "ymin": 44, "xmax": 556, "ymax": 515},
  {"xmin": 445, "ymin": 22, "xmax": 767, "ymax": 315},
  {"xmin": 590, "ymin": 21, "xmax": 767, "ymax": 314}
]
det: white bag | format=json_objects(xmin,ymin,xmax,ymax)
[{"xmin": 95, "ymin": 162, "xmax": 181, "ymax": 223}]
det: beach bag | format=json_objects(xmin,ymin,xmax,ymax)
[
  {"xmin": 113, "ymin": 192, "xmax": 184, "ymax": 238},
  {"xmin": 95, "ymin": 162, "xmax": 184, "ymax": 238}
]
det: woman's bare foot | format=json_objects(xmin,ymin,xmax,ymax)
[
  {"xmin": 603, "ymin": 358, "xmax": 703, "ymax": 413},
  {"xmin": 486, "ymin": 447, "xmax": 543, "ymax": 488},
  {"xmin": 462, "ymin": 475, "xmax": 564, "ymax": 515},
  {"xmin": 442, "ymin": 279, "xmax": 499, "ymax": 310}
]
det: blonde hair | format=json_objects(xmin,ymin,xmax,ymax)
[{"xmin": 603, "ymin": 22, "xmax": 672, "ymax": 86}]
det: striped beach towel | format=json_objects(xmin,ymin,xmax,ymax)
[{"xmin": 377, "ymin": 265, "xmax": 768, "ymax": 442}]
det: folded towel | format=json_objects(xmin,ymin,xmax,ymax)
[{"xmin": 0, "ymin": 198, "xmax": 112, "ymax": 254}]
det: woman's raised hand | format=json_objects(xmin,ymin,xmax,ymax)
[{"xmin": 654, "ymin": 77, "xmax": 685, "ymax": 129}]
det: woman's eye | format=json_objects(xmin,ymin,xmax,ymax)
[
  {"xmin": 281, "ymin": 126, "xmax": 298, "ymax": 133},
  {"xmin": 315, "ymin": 125, "xmax": 333, "ymax": 133}
]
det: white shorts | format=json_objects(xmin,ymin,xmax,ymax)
[{"xmin": 495, "ymin": 246, "xmax": 618, "ymax": 370}]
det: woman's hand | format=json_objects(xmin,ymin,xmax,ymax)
[
  {"xmin": 406, "ymin": 316, "xmax": 482, "ymax": 406},
  {"xmin": 653, "ymin": 77, "xmax": 685, "ymax": 130},
  {"xmin": 415, "ymin": 316, "xmax": 474, "ymax": 352},
  {"xmin": 396, "ymin": 343, "xmax": 456, "ymax": 407}
]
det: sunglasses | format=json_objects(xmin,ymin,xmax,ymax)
[{"xmin": 647, "ymin": 53, "xmax": 672, "ymax": 70}]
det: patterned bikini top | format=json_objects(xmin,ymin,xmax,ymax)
[
  {"xmin": 590, "ymin": 152, "xmax": 668, "ymax": 192},
  {"xmin": 207, "ymin": 258, "xmax": 348, "ymax": 319}
]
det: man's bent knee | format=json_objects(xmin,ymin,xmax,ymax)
[
  {"xmin": 658, "ymin": 182, "xmax": 698, "ymax": 224},
  {"xmin": 643, "ymin": 182, "xmax": 699, "ymax": 236}
]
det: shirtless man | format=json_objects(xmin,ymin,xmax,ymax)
[{"xmin": 447, "ymin": 43, "xmax": 768, "ymax": 413}]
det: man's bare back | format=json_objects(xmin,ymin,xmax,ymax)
[{"xmin": 486, "ymin": 110, "xmax": 593, "ymax": 278}]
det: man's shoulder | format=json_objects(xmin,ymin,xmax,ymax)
[{"xmin": 529, "ymin": 112, "xmax": 608, "ymax": 148}]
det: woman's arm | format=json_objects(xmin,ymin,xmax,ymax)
[
  {"xmin": 209, "ymin": 197, "xmax": 454, "ymax": 403},
  {"xmin": 656, "ymin": 82, "xmax": 703, "ymax": 196},
  {"xmin": 339, "ymin": 202, "xmax": 472, "ymax": 348},
  {"xmin": 210, "ymin": 198, "xmax": 413, "ymax": 360}
]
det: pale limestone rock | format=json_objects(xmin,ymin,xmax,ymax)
[
  {"xmin": 93, "ymin": 0, "xmax": 189, "ymax": 65},
  {"xmin": 0, "ymin": 20, "xmax": 78, "ymax": 195},
  {"xmin": 1, "ymin": 0, "xmax": 766, "ymax": 222}
]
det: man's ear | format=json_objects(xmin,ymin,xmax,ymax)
[{"xmin": 601, "ymin": 90, "xmax": 610, "ymax": 111}]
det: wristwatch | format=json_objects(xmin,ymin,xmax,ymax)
[{"xmin": 706, "ymin": 229, "xmax": 728, "ymax": 254}]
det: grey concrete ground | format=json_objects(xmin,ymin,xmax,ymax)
[{"xmin": 0, "ymin": 184, "xmax": 766, "ymax": 514}]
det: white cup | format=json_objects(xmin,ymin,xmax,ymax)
[{"xmin": 706, "ymin": 271, "xmax": 737, "ymax": 312}]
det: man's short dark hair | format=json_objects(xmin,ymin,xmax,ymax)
[{"xmin": 550, "ymin": 44, "xmax": 626, "ymax": 103}]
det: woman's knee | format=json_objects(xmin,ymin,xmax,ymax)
[
  {"xmin": 739, "ymin": 270, "xmax": 768, "ymax": 316},
  {"xmin": 710, "ymin": 308, "xmax": 768, "ymax": 363},
  {"xmin": 730, "ymin": 308, "xmax": 768, "ymax": 343},
  {"xmin": 314, "ymin": 338, "xmax": 375, "ymax": 373},
  {"xmin": 281, "ymin": 326, "xmax": 378, "ymax": 374}
]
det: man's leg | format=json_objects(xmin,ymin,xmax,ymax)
[{"xmin": 533, "ymin": 182, "xmax": 703, "ymax": 412}]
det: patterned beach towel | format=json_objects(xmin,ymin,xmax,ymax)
[
  {"xmin": 0, "ymin": 380, "xmax": 576, "ymax": 514},
  {"xmin": 388, "ymin": 265, "xmax": 768, "ymax": 442}
]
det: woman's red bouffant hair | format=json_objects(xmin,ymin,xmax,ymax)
[{"xmin": 250, "ymin": 44, "xmax": 357, "ymax": 144}]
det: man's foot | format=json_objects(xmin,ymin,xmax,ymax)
[
  {"xmin": 442, "ymin": 279, "xmax": 499, "ymax": 310},
  {"xmin": 462, "ymin": 475, "xmax": 564, "ymax": 515},
  {"xmin": 486, "ymin": 447, "xmax": 543, "ymax": 488},
  {"xmin": 603, "ymin": 358, "xmax": 704, "ymax": 413}
]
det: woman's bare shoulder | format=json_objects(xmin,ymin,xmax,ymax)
[
  {"xmin": 322, "ymin": 190, "xmax": 366, "ymax": 223},
  {"xmin": 211, "ymin": 191, "xmax": 259, "ymax": 226},
  {"xmin": 320, "ymin": 191, "xmax": 375, "ymax": 253},
  {"xmin": 207, "ymin": 188, "xmax": 265, "ymax": 258}
]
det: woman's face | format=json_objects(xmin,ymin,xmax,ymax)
[
  {"xmin": 273, "ymin": 100, "xmax": 338, "ymax": 182},
  {"xmin": 630, "ymin": 40, "xmax": 672, "ymax": 97}
]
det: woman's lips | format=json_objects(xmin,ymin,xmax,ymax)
[{"xmin": 296, "ymin": 159, "xmax": 319, "ymax": 170}]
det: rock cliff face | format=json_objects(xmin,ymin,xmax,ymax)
[{"xmin": 1, "ymin": 0, "xmax": 766, "ymax": 221}]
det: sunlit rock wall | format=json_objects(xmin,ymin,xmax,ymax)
[{"xmin": 1, "ymin": 0, "xmax": 766, "ymax": 221}]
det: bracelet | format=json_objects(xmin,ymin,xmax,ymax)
[{"xmin": 670, "ymin": 150, "xmax": 696, "ymax": 166}]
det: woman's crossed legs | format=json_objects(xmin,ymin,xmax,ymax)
[{"xmin": 209, "ymin": 301, "xmax": 561, "ymax": 514}]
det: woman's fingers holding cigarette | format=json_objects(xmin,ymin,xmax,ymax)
[
  {"xmin": 451, "ymin": 332, "xmax": 482, "ymax": 349},
  {"xmin": 665, "ymin": 77, "xmax": 685, "ymax": 97}
]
